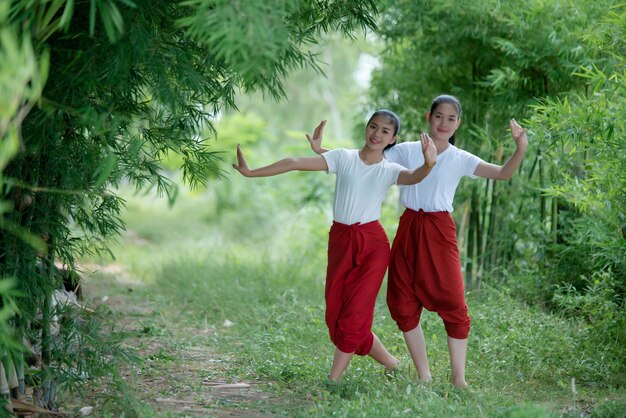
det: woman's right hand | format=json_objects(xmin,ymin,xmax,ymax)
[
  {"xmin": 232, "ymin": 144, "xmax": 252, "ymax": 177},
  {"xmin": 306, "ymin": 120, "xmax": 327, "ymax": 154},
  {"xmin": 420, "ymin": 132, "xmax": 437, "ymax": 167}
]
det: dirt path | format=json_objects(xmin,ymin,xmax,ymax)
[{"xmin": 78, "ymin": 263, "xmax": 277, "ymax": 417}]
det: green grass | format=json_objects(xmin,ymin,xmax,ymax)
[{"xmin": 80, "ymin": 185, "xmax": 625, "ymax": 417}]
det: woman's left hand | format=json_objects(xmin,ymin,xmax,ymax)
[{"xmin": 510, "ymin": 119, "xmax": 528, "ymax": 149}]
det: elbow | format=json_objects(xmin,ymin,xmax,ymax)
[
  {"xmin": 403, "ymin": 174, "xmax": 425, "ymax": 186},
  {"xmin": 283, "ymin": 157, "xmax": 299, "ymax": 169}
]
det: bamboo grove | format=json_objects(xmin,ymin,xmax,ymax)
[
  {"xmin": 0, "ymin": 0, "xmax": 379, "ymax": 411},
  {"xmin": 369, "ymin": 0, "xmax": 625, "ymax": 380},
  {"xmin": 370, "ymin": 0, "xmax": 625, "ymax": 293}
]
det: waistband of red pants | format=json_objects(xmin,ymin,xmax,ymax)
[
  {"xmin": 403, "ymin": 208, "xmax": 451, "ymax": 217},
  {"xmin": 331, "ymin": 219, "xmax": 381, "ymax": 230}
]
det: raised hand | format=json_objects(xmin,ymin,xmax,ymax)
[
  {"xmin": 232, "ymin": 144, "xmax": 252, "ymax": 177},
  {"xmin": 510, "ymin": 118, "xmax": 528, "ymax": 149},
  {"xmin": 420, "ymin": 132, "xmax": 437, "ymax": 167},
  {"xmin": 306, "ymin": 120, "xmax": 327, "ymax": 153}
]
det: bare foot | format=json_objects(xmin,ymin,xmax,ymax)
[
  {"xmin": 384, "ymin": 359, "xmax": 401, "ymax": 380},
  {"xmin": 452, "ymin": 375, "xmax": 468, "ymax": 389},
  {"xmin": 418, "ymin": 374, "xmax": 432, "ymax": 384},
  {"xmin": 386, "ymin": 358, "xmax": 400, "ymax": 372},
  {"xmin": 327, "ymin": 374, "xmax": 340, "ymax": 383}
]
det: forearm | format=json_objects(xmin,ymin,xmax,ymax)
[
  {"xmin": 499, "ymin": 146, "xmax": 527, "ymax": 180},
  {"xmin": 245, "ymin": 156, "xmax": 327, "ymax": 177},
  {"xmin": 398, "ymin": 164, "xmax": 434, "ymax": 185},
  {"xmin": 247, "ymin": 158, "xmax": 299, "ymax": 177}
]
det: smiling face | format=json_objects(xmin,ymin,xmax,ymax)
[
  {"xmin": 365, "ymin": 114, "xmax": 397, "ymax": 150},
  {"xmin": 427, "ymin": 102, "xmax": 461, "ymax": 142}
]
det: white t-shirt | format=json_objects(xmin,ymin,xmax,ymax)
[
  {"xmin": 384, "ymin": 142, "xmax": 483, "ymax": 212},
  {"xmin": 322, "ymin": 148, "xmax": 405, "ymax": 225}
]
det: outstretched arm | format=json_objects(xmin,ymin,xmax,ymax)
[
  {"xmin": 397, "ymin": 133, "xmax": 437, "ymax": 185},
  {"xmin": 307, "ymin": 120, "xmax": 330, "ymax": 155},
  {"xmin": 474, "ymin": 118, "xmax": 528, "ymax": 180},
  {"xmin": 232, "ymin": 144, "xmax": 328, "ymax": 178}
]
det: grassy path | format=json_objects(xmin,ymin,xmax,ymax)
[
  {"xmin": 79, "ymin": 263, "xmax": 280, "ymax": 417},
  {"xmin": 73, "ymin": 191, "xmax": 624, "ymax": 417}
]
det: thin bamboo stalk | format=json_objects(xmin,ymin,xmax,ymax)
[
  {"xmin": 479, "ymin": 178, "xmax": 491, "ymax": 278},
  {"xmin": 551, "ymin": 197, "xmax": 558, "ymax": 243},
  {"xmin": 0, "ymin": 362, "xmax": 9, "ymax": 398},
  {"xmin": 487, "ymin": 181, "xmax": 499, "ymax": 273},
  {"xmin": 40, "ymin": 233, "xmax": 55, "ymax": 409},
  {"xmin": 465, "ymin": 186, "xmax": 480, "ymax": 289},
  {"xmin": 538, "ymin": 149, "xmax": 546, "ymax": 228}
]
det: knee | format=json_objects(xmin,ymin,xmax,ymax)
[
  {"xmin": 332, "ymin": 330, "xmax": 367, "ymax": 355},
  {"xmin": 388, "ymin": 302, "xmax": 421, "ymax": 333},
  {"xmin": 443, "ymin": 315, "xmax": 471, "ymax": 339}
]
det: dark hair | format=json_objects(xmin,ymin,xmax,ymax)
[
  {"xmin": 367, "ymin": 109, "xmax": 401, "ymax": 149},
  {"xmin": 429, "ymin": 95, "xmax": 462, "ymax": 145}
]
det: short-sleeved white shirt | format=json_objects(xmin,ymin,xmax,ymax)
[
  {"xmin": 322, "ymin": 148, "xmax": 405, "ymax": 225},
  {"xmin": 384, "ymin": 142, "xmax": 483, "ymax": 212}
]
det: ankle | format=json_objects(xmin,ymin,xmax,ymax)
[
  {"xmin": 451, "ymin": 374, "xmax": 467, "ymax": 389},
  {"xmin": 418, "ymin": 373, "xmax": 432, "ymax": 383},
  {"xmin": 328, "ymin": 373, "xmax": 341, "ymax": 383},
  {"xmin": 386, "ymin": 358, "xmax": 400, "ymax": 371}
]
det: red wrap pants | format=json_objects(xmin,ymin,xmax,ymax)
[
  {"xmin": 325, "ymin": 220, "xmax": 390, "ymax": 356},
  {"xmin": 386, "ymin": 209, "xmax": 470, "ymax": 339}
]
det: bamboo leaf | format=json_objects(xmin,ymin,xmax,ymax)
[
  {"xmin": 59, "ymin": 0, "xmax": 75, "ymax": 29},
  {"xmin": 89, "ymin": 0, "xmax": 97, "ymax": 36},
  {"xmin": 38, "ymin": 0, "xmax": 66, "ymax": 35},
  {"xmin": 93, "ymin": 153, "xmax": 117, "ymax": 188},
  {"xmin": 0, "ymin": 223, "xmax": 47, "ymax": 253}
]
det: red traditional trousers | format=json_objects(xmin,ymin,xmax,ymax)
[
  {"xmin": 386, "ymin": 209, "xmax": 470, "ymax": 339},
  {"xmin": 325, "ymin": 220, "xmax": 390, "ymax": 356}
]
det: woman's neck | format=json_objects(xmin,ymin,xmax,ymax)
[
  {"xmin": 432, "ymin": 136, "xmax": 451, "ymax": 154},
  {"xmin": 359, "ymin": 148, "xmax": 384, "ymax": 165}
]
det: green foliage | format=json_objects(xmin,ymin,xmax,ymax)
[
  {"xmin": 0, "ymin": 0, "xmax": 50, "ymax": 376},
  {"xmin": 230, "ymin": 32, "xmax": 378, "ymax": 143},
  {"xmin": 367, "ymin": 0, "xmax": 619, "ymax": 291},
  {"xmin": 588, "ymin": 398, "xmax": 626, "ymax": 417},
  {"xmin": 553, "ymin": 271, "xmax": 626, "ymax": 371},
  {"xmin": 516, "ymin": 5, "xmax": 626, "ymax": 337},
  {"xmin": 1, "ymin": 0, "xmax": 380, "ymax": 409},
  {"xmin": 180, "ymin": 0, "xmax": 378, "ymax": 99},
  {"xmin": 371, "ymin": 0, "xmax": 609, "ymax": 136},
  {"xmin": 369, "ymin": 0, "xmax": 625, "ymax": 306}
]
